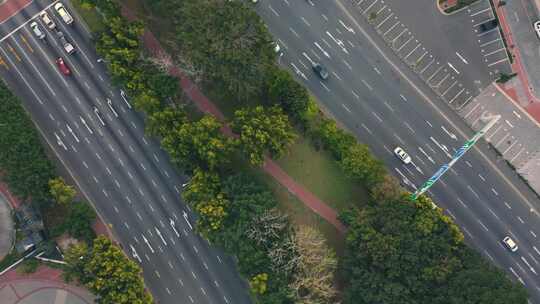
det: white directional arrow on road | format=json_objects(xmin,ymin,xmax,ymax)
[
  {"xmin": 66, "ymin": 124, "xmax": 79, "ymax": 143},
  {"xmin": 338, "ymin": 19, "xmax": 355, "ymax": 34},
  {"xmin": 54, "ymin": 132, "xmax": 68, "ymax": 151},
  {"xmin": 169, "ymin": 218, "xmax": 180, "ymax": 237},
  {"xmin": 142, "ymin": 235, "xmax": 154, "ymax": 254},
  {"xmin": 130, "ymin": 244, "xmax": 142, "ymax": 263},
  {"xmin": 79, "ymin": 116, "xmax": 93, "ymax": 134},
  {"xmin": 120, "ymin": 89, "xmax": 132, "ymax": 109},
  {"xmin": 326, "ymin": 31, "xmax": 349, "ymax": 55},
  {"xmin": 183, "ymin": 211, "xmax": 193, "ymax": 230},
  {"xmin": 441, "ymin": 125, "xmax": 457, "ymax": 140},
  {"xmin": 155, "ymin": 227, "xmax": 167, "ymax": 246},
  {"xmin": 314, "ymin": 42, "xmax": 331, "ymax": 59}
]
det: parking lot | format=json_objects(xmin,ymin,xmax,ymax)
[
  {"xmin": 350, "ymin": 0, "xmax": 512, "ymax": 110},
  {"xmin": 467, "ymin": 0, "xmax": 511, "ymax": 75}
]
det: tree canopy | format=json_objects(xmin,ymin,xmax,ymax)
[
  {"xmin": 49, "ymin": 177, "xmax": 77, "ymax": 205},
  {"xmin": 163, "ymin": 0, "xmax": 276, "ymax": 101},
  {"xmin": 232, "ymin": 105, "xmax": 296, "ymax": 165},
  {"xmin": 340, "ymin": 194, "xmax": 528, "ymax": 304},
  {"xmin": 64, "ymin": 236, "xmax": 153, "ymax": 304},
  {"xmin": 0, "ymin": 83, "xmax": 55, "ymax": 202},
  {"xmin": 161, "ymin": 115, "xmax": 233, "ymax": 171}
]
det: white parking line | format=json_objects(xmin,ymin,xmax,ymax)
[{"xmin": 479, "ymin": 37, "xmax": 501, "ymax": 47}]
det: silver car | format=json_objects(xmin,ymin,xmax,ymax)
[{"xmin": 30, "ymin": 21, "xmax": 45, "ymax": 40}]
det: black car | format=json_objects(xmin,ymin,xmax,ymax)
[
  {"xmin": 479, "ymin": 19, "xmax": 498, "ymax": 32},
  {"xmin": 312, "ymin": 63, "xmax": 329, "ymax": 80}
]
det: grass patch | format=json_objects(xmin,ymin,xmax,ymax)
[
  {"xmin": 70, "ymin": 0, "xmax": 106, "ymax": 33},
  {"xmin": 228, "ymin": 155, "xmax": 345, "ymax": 255},
  {"xmin": 276, "ymin": 136, "xmax": 368, "ymax": 212}
]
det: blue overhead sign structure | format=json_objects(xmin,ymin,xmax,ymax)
[{"xmin": 410, "ymin": 117, "xmax": 499, "ymax": 201}]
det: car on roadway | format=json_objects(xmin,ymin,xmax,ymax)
[
  {"xmin": 502, "ymin": 236, "xmax": 518, "ymax": 252},
  {"xmin": 29, "ymin": 22, "xmax": 45, "ymax": 40},
  {"xmin": 57, "ymin": 31, "xmax": 76, "ymax": 54},
  {"xmin": 39, "ymin": 12, "xmax": 56, "ymax": 30},
  {"xmin": 534, "ymin": 21, "xmax": 540, "ymax": 39},
  {"xmin": 312, "ymin": 62, "xmax": 329, "ymax": 80},
  {"xmin": 55, "ymin": 2, "xmax": 74, "ymax": 25},
  {"xmin": 394, "ymin": 146, "xmax": 412, "ymax": 164},
  {"xmin": 56, "ymin": 57, "xmax": 71, "ymax": 75}
]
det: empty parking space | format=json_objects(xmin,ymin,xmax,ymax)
[
  {"xmin": 468, "ymin": 0, "xmax": 511, "ymax": 75},
  {"xmin": 352, "ymin": 0, "xmax": 477, "ymax": 110}
]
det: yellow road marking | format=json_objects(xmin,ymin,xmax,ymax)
[
  {"xmin": 6, "ymin": 43, "xmax": 21, "ymax": 62},
  {"xmin": 19, "ymin": 34, "xmax": 33, "ymax": 53}
]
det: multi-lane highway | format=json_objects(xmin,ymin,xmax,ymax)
[
  {"xmin": 257, "ymin": 0, "xmax": 540, "ymax": 301},
  {"xmin": 0, "ymin": 1, "xmax": 251, "ymax": 303}
]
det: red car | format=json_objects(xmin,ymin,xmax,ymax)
[{"xmin": 56, "ymin": 57, "xmax": 71, "ymax": 75}]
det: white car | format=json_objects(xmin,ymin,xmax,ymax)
[
  {"xmin": 55, "ymin": 2, "xmax": 73, "ymax": 25},
  {"xmin": 502, "ymin": 236, "xmax": 518, "ymax": 252},
  {"xmin": 534, "ymin": 21, "xmax": 540, "ymax": 39},
  {"xmin": 57, "ymin": 32, "xmax": 75, "ymax": 54},
  {"xmin": 394, "ymin": 147, "xmax": 412, "ymax": 164},
  {"xmin": 30, "ymin": 21, "xmax": 45, "ymax": 40},
  {"xmin": 39, "ymin": 11, "xmax": 56, "ymax": 29}
]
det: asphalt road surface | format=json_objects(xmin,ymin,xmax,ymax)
[
  {"xmin": 0, "ymin": 1, "xmax": 251, "ymax": 303},
  {"xmin": 257, "ymin": 0, "xmax": 540, "ymax": 301}
]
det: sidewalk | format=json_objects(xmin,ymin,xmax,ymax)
[
  {"xmin": 494, "ymin": 0, "xmax": 540, "ymax": 122},
  {"xmin": 120, "ymin": 6, "xmax": 347, "ymax": 233},
  {"xmin": 0, "ymin": 265, "xmax": 95, "ymax": 304}
]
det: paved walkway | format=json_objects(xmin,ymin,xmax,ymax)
[
  {"xmin": 0, "ymin": 191, "xmax": 14, "ymax": 261},
  {"xmin": 120, "ymin": 6, "xmax": 347, "ymax": 233},
  {"xmin": 0, "ymin": 266, "xmax": 95, "ymax": 304},
  {"xmin": 494, "ymin": 0, "xmax": 540, "ymax": 121}
]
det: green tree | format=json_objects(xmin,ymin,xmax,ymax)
[
  {"xmin": 65, "ymin": 202, "xmax": 96, "ymax": 242},
  {"xmin": 0, "ymin": 84, "xmax": 55, "ymax": 202},
  {"xmin": 64, "ymin": 236, "xmax": 153, "ymax": 304},
  {"xmin": 183, "ymin": 168, "xmax": 227, "ymax": 235},
  {"xmin": 339, "ymin": 143, "xmax": 386, "ymax": 188},
  {"xmin": 48, "ymin": 177, "xmax": 77, "ymax": 205},
  {"xmin": 132, "ymin": 91, "xmax": 162, "ymax": 115},
  {"xmin": 162, "ymin": 116, "xmax": 233, "ymax": 171},
  {"xmin": 311, "ymin": 118, "xmax": 356, "ymax": 160},
  {"xmin": 370, "ymin": 174, "xmax": 405, "ymax": 203},
  {"xmin": 266, "ymin": 67, "xmax": 309, "ymax": 122},
  {"xmin": 146, "ymin": 106, "xmax": 187, "ymax": 139},
  {"xmin": 171, "ymin": 0, "xmax": 276, "ymax": 101},
  {"xmin": 341, "ymin": 194, "xmax": 527, "ymax": 304},
  {"xmin": 232, "ymin": 105, "xmax": 296, "ymax": 166},
  {"xmin": 250, "ymin": 273, "xmax": 269, "ymax": 295}
]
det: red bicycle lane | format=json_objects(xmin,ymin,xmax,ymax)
[{"xmin": 0, "ymin": 0, "xmax": 32, "ymax": 24}]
